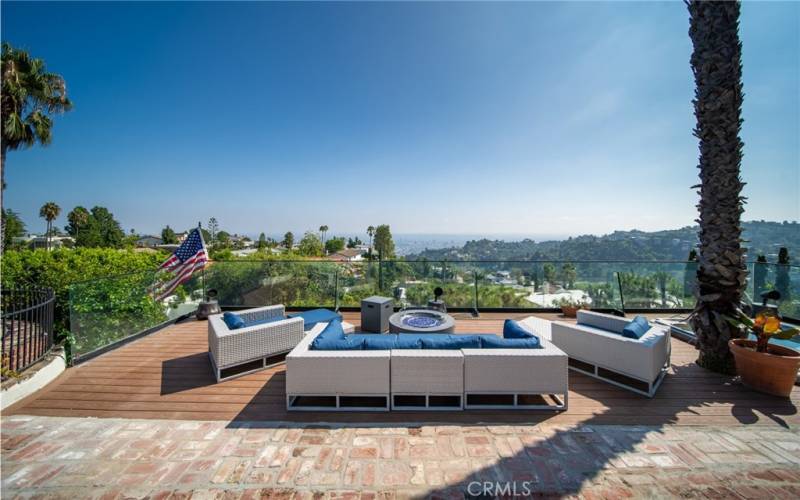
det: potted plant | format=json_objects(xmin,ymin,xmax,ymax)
[
  {"xmin": 725, "ymin": 309, "xmax": 800, "ymax": 397},
  {"xmin": 556, "ymin": 297, "xmax": 588, "ymax": 318}
]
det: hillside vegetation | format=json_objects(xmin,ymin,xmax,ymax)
[{"xmin": 409, "ymin": 221, "xmax": 799, "ymax": 262}]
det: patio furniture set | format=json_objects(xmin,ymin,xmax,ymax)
[{"xmin": 208, "ymin": 302, "xmax": 671, "ymax": 412}]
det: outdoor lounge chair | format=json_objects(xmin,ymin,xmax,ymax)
[
  {"xmin": 208, "ymin": 305, "xmax": 305, "ymax": 382},
  {"xmin": 551, "ymin": 310, "xmax": 670, "ymax": 397}
]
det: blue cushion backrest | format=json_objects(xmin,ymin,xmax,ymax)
[
  {"xmin": 621, "ymin": 316, "xmax": 650, "ymax": 339},
  {"xmin": 223, "ymin": 312, "xmax": 245, "ymax": 330},
  {"xmin": 503, "ymin": 319, "xmax": 534, "ymax": 339},
  {"xmin": 359, "ymin": 335, "xmax": 399, "ymax": 350},
  {"xmin": 418, "ymin": 334, "xmax": 483, "ymax": 350},
  {"xmin": 288, "ymin": 309, "xmax": 342, "ymax": 329},
  {"xmin": 395, "ymin": 335, "xmax": 423, "ymax": 349},
  {"xmin": 480, "ymin": 335, "xmax": 542, "ymax": 349},
  {"xmin": 310, "ymin": 319, "xmax": 362, "ymax": 350}
]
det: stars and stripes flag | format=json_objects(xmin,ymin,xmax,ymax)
[{"xmin": 155, "ymin": 228, "xmax": 207, "ymax": 301}]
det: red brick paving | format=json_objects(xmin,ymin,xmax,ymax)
[{"xmin": 1, "ymin": 415, "xmax": 799, "ymax": 498}]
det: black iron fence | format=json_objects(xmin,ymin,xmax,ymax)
[{"xmin": 1, "ymin": 288, "xmax": 55, "ymax": 376}]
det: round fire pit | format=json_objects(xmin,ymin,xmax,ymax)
[{"xmin": 389, "ymin": 309, "xmax": 455, "ymax": 334}]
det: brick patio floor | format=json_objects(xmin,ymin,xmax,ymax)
[{"xmin": 2, "ymin": 416, "xmax": 800, "ymax": 499}]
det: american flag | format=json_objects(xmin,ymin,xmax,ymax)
[{"xmin": 155, "ymin": 228, "xmax": 208, "ymax": 301}]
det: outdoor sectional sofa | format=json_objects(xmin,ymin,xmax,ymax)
[
  {"xmin": 285, "ymin": 318, "xmax": 569, "ymax": 412},
  {"xmin": 551, "ymin": 310, "xmax": 670, "ymax": 397}
]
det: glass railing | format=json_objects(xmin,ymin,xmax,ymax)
[
  {"xmin": 68, "ymin": 269, "xmax": 204, "ymax": 360},
  {"xmin": 68, "ymin": 259, "xmax": 800, "ymax": 360}
]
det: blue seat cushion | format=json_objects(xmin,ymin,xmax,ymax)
[
  {"xmin": 503, "ymin": 319, "xmax": 535, "ymax": 339},
  {"xmin": 622, "ymin": 315, "xmax": 650, "ymax": 339},
  {"xmin": 288, "ymin": 308, "xmax": 342, "ymax": 330},
  {"xmin": 310, "ymin": 319, "xmax": 362, "ymax": 350},
  {"xmin": 480, "ymin": 335, "xmax": 542, "ymax": 349},
  {"xmin": 223, "ymin": 312, "xmax": 245, "ymax": 330}
]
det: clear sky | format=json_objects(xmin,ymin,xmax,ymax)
[{"xmin": 2, "ymin": 1, "xmax": 798, "ymax": 238}]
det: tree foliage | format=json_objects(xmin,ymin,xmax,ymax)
[
  {"xmin": 1, "ymin": 208, "xmax": 25, "ymax": 250},
  {"xmin": 161, "ymin": 225, "xmax": 178, "ymax": 244},
  {"xmin": 283, "ymin": 231, "xmax": 294, "ymax": 249},
  {"xmin": 325, "ymin": 236, "xmax": 345, "ymax": 254},
  {"xmin": 1, "ymin": 43, "xmax": 73, "ymax": 210},
  {"xmin": 298, "ymin": 232, "xmax": 323, "ymax": 257},
  {"xmin": 1, "ymin": 248, "xmax": 165, "ymax": 341},
  {"xmin": 373, "ymin": 224, "xmax": 395, "ymax": 259}
]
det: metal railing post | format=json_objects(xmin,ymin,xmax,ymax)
[
  {"xmin": 472, "ymin": 271, "xmax": 480, "ymax": 317},
  {"xmin": 334, "ymin": 267, "xmax": 340, "ymax": 312},
  {"xmin": 378, "ymin": 257, "xmax": 384, "ymax": 292}
]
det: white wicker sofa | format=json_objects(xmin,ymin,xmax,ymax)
[
  {"xmin": 208, "ymin": 305, "xmax": 304, "ymax": 382},
  {"xmin": 551, "ymin": 310, "xmax": 670, "ymax": 397},
  {"xmin": 285, "ymin": 321, "xmax": 568, "ymax": 412}
]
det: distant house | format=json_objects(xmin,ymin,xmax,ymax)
[
  {"xmin": 327, "ymin": 248, "xmax": 365, "ymax": 262},
  {"xmin": 135, "ymin": 235, "xmax": 163, "ymax": 248},
  {"xmin": 14, "ymin": 234, "xmax": 74, "ymax": 250}
]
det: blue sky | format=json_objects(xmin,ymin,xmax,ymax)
[{"xmin": 2, "ymin": 1, "xmax": 798, "ymax": 238}]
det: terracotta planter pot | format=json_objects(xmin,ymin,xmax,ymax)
[
  {"xmin": 729, "ymin": 339, "xmax": 800, "ymax": 398},
  {"xmin": 561, "ymin": 306, "xmax": 579, "ymax": 318}
]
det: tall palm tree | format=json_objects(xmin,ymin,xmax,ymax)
[
  {"xmin": 39, "ymin": 202, "xmax": 61, "ymax": 250},
  {"xmin": 1, "ymin": 43, "xmax": 73, "ymax": 212},
  {"xmin": 319, "ymin": 225, "xmax": 328, "ymax": 246},
  {"xmin": 687, "ymin": 0, "xmax": 748, "ymax": 374}
]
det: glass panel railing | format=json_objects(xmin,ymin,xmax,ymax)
[
  {"xmin": 67, "ymin": 260, "xmax": 800, "ymax": 360},
  {"xmin": 69, "ymin": 271, "xmax": 166, "ymax": 360}
]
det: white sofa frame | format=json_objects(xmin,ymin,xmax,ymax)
[
  {"xmin": 286, "ymin": 323, "xmax": 391, "ymax": 411},
  {"xmin": 552, "ymin": 310, "xmax": 671, "ymax": 397},
  {"xmin": 390, "ymin": 350, "xmax": 464, "ymax": 411},
  {"xmin": 208, "ymin": 305, "xmax": 304, "ymax": 382},
  {"xmin": 285, "ymin": 324, "xmax": 568, "ymax": 412}
]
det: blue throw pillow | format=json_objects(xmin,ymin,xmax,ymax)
[
  {"xmin": 360, "ymin": 335, "xmax": 399, "ymax": 350},
  {"xmin": 503, "ymin": 319, "xmax": 534, "ymax": 339},
  {"xmin": 419, "ymin": 335, "xmax": 483, "ymax": 350},
  {"xmin": 621, "ymin": 315, "xmax": 650, "ymax": 339},
  {"xmin": 480, "ymin": 335, "xmax": 541, "ymax": 349},
  {"xmin": 223, "ymin": 312, "xmax": 245, "ymax": 330}
]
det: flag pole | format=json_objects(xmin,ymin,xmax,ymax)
[{"xmin": 199, "ymin": 221, "xmax": 206, "ymax": 300}]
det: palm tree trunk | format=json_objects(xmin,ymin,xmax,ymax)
[
  {"xmin": 0, "ymin": 144, "xmax": 6, "ymax": 215},
  {"xmin": 687, "ymin": 0, "xmax": 748, "ymax": 375}
]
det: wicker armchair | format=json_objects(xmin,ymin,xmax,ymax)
[{"xmin": 208, "ymin": 305, "xmax": 304, "ymax": 382}]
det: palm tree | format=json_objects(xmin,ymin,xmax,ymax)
[
  {"xmin": 1, "ymin": 43, "xmax": 73, "ymax": 212},
  {"xmin": 319, "ymin": 225, "xmax": 328, "ymax": 246},
  {"xmin": 66, "ymin": 206, "xmax": 89, "ymax": 246},
  {"xmin": 39, "ymin": 202, "xmax": 60, "ymax": 250},
  {"xmin": 687, "ymin": 0, "xmax": 748, "ymax": 374},
  {"xmin": 367, "ymin": 225, "xmax": 375, "ymax": 258}
]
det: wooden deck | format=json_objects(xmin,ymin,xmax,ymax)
[{"xmin": 6, "ymin": 312, "xmax": 799, "ymax": 427}]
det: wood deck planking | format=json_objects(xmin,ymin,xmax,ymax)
[{"xmin": 5, "ymin": 312, "xmax": 798, "ymax": 427}]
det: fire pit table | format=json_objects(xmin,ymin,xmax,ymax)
[{"xmin": 389, "ymin": 309, "xmax": 455, "ymax": 334}]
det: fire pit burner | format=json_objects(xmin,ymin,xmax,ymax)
[{"xmin": 389, "ymin": 309, "xmax": 455, "ymax": 334}]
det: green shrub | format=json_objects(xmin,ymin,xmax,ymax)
[{"xmin": 1, "ymin": 248, "xmax": 166, "ymax": 345}]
